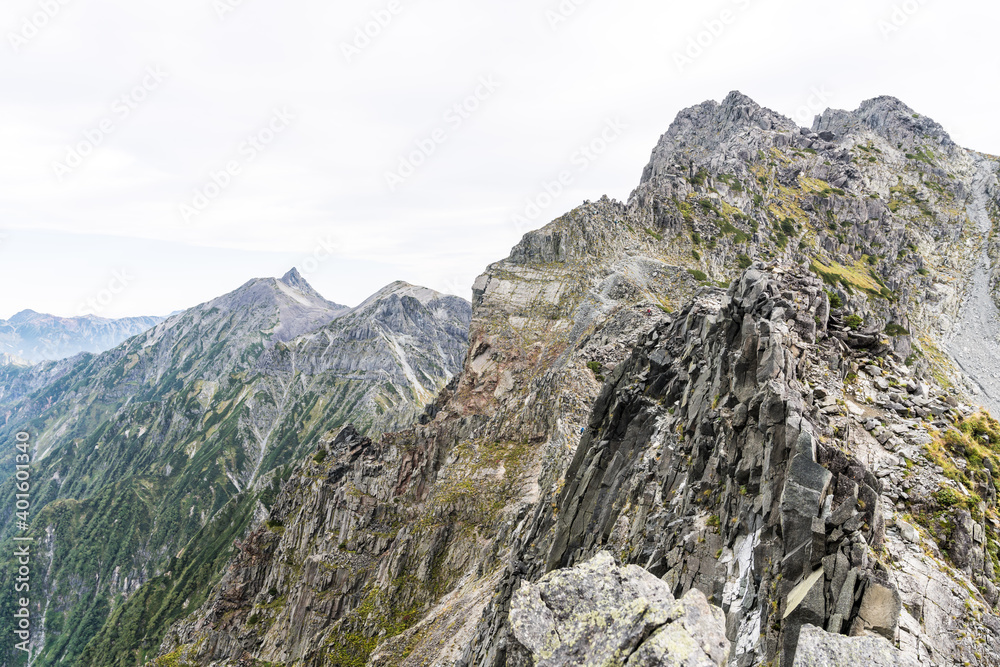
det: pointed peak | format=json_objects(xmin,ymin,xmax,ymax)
[
  {"xmin": 639, "ymin": 91, "xmax": 796, "ymax": 185},
  {"xmin": 721, "ymin": 90, "xmax": 760, "ymax": 109},
  {"xmin": 219, "ymin": 269, "xmax": 345, "ymax": 311},
  {"xmin": 179, "ymin": 270, "xmax": 348, "ymax": 343},
  {"xmin": 280, "ymin": 267, "xmax": 307, "ymax": 289},
  {"xmin": 277, "ymin": 268, "xmax": 333, "ymax": 303}
]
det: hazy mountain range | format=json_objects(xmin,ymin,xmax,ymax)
[{"xmin": 0, "ymin": 310, "xmax": 165, "ymax": 364}]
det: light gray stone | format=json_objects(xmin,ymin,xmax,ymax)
[
  {"xmin": 793, "ymin": 624, "xmax": 920, "ymax": 666},
  {"xmin": 897, "ymin": 520, "xmax": 920, "ymax": 544},
  {"xmin": 852, "ymin": 580, "xmax": 902, "ymax": 640},
  {"xmin": 510, "ymin": 552, "xmax": 730, "ymax": 667}
]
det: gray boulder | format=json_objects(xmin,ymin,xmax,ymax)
[
  {"xmin": 509, "ymin": 551, "xmax": 729, "ymax": 666},
  {"xmin": 793, "ymin": 624, "xmax": 919, "ymax": 667}
]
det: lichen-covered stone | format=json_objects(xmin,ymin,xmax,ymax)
[
  {"xmin": 792, "ymin": 624, "xmax": 919, "ymax": 667},
  {"xmin": 509, "ymin": 552, "xmax": 729, "ymax": 666}
]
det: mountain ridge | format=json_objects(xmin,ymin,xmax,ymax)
[
  {"xmin": 0, "ymin": 270, "xmax": 471, "ymax": 666},
  {"xmin": 150, "ymin": 91, "xmax": 1000, "ymax": 667}
]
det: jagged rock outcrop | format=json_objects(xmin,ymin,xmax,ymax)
[
  {"xmin": 154, "ymin": 199, "xmax": 692, "ymax": 666},
  {"xmin": 509, "ymin": 551, "xmax": 729, "ymax": 667},
  {"xmin": 812, "ymin": 96, "xmax": 956, "ymax": 154},
  {"xmin": 151, "ymin": 92, "xmax": 1000, "ymax": 667},
  {"xmin": 467, "ymin": 265, "xmax": 1000, "ymax": 667}
]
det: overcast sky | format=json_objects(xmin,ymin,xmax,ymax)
[{"xmin": 1, "ymin": 0, "xmax": 997, "ymax": 318}]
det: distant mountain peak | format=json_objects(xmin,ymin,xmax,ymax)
[
  {"xmin": 279, "ymin": 267, "xmax": 309, "ymax": 290},
  {"xmin": 0, "ymin": 352, "xmax": 31, "ymax": 367},
  {"xmin": 0, "ymin": 269, "xmax": 472, "ymax": 667},
  {"xmin": 277, "ymin": 268, "xmax": 349, "ymax": 309},
  {"xmin": 0, "ymin": 311, "xmax": 164, "ymax": 363},
  {"xmin": 349, "ymin": 281, "xmax": 468, "ymax": 316},
  {"xmin": 8, "ymin": 309, "xmax": 40, "ymax": 323}
]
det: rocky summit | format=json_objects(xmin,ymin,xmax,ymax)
[{"xmin": 6, "ymin": 90, "xmax": 1000, "ymax": 667}]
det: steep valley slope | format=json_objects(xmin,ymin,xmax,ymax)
[
  {"xmin": 150, "ymin": 93, "xmax": 1000, "ymax": 666},
  {"xmin": 0, "ymin": 270, "xmax": 471, "ymax": 667}
]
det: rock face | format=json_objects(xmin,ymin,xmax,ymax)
[
  {"xmin": 792, "ymin": 624, "xmax": 919, "ymax": 667},
  {"xmin": 509, "ymin": 551, "xmax": 729, "ymax": 667},
  {"xmin": 486, "ymin": 267, "xmax": 920, "ymax": 666},
  {"xmin": 0, "ymin": 309, "xmax": 164, "ymax": 363},
  {"xmin": 473, "ymin": 265, "xmax": 999, "ymax": 667},
  {"xmin": 143, "ymin": 91, "xmax": 1000, "ymax": 667},
  {"xmin": 0, "ymin": 273, "xmax": 470, "ymax": 667}
]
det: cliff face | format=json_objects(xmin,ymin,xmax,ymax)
[{"xmin": 155, "ymin": 92, "xmax": 1000, "ymax": 667}]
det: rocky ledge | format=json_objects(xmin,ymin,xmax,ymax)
[{"xmin": 509, "ymin": 551, "xmax": 729, "ymax": 666}]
